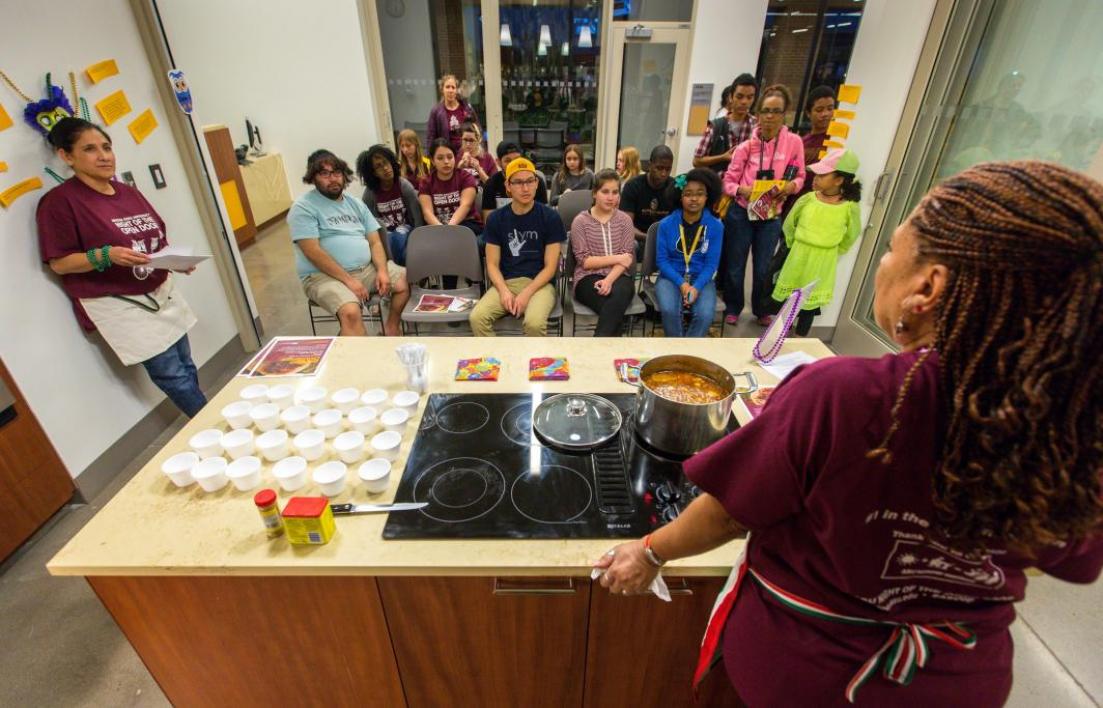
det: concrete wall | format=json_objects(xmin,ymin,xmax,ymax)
[{"xmin": 0, "ymin": 0, "xmax": 240, "ymax": 478}]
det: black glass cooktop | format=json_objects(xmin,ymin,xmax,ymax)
[{"xmin": 382, "ymin": 393, "xmax": 738, "ymax": 539}]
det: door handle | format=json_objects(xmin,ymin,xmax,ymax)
[
  {"xmin": 493, "ymin": 577, "xmax": 576, "ymax": 595},
  {"xmin": 660, "ymin": 127, "xmax": 677, "ymax": 138}
]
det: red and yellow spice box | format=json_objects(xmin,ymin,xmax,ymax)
[{"xmin": 282, "ymin": 496, "xmax": 336, "ymax": 545}]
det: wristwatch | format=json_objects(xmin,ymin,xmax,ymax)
[{"xmin": 643, "ymin": 534, "xmax": 666, "ymax": 567}]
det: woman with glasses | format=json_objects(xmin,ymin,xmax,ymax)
[
  {"xmin": 456, "ymin": 121, "xmax": 498, "ymax": 186},
  {"xmin": 720, "ymin": 84, "xmax": 806, "ymax": 327}
]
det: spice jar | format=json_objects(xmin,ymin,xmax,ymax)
[{"xmin": 254, "ymin": 488, "xmax": 285, "ymax": 538}]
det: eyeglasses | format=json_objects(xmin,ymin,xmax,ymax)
[
  {"xmin": 508, "ymin": 178, "xmax": 538, "ymax": 187},
  {"xmin": 461, "ymin": 136, "xmax": 479, "ymax": 144},
  {"xmin": 317, "ymin": 169, "xmax": 344, "ymax": 178},
  {"xmin": 758, "ymin": 107, "xmax": 785, "ymax": 116}
]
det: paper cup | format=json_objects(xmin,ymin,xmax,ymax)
[
  {"xmin": 312, "ymin": 460, "xmax": 348, "ymax": 497},
  {"xmin": 226, "ymin": 456, "xmax": 263, "ymax": 491},
  {"xmin": 220, "ymin": 428, "xmax": 256, "ymax": 460},
  {"xmin": 333, "ymin": 430, "xmax": 366, "ymax": 464},
  {"xmin": 192, "ymin": 456, "xmax": 229, "ymax": 492},
  {"xmin": 249, "ymin": 403, "xmax": 281, "ymax": 432},
  {"xmin": 280, "ymin": 404, "xmax": 312, "ymax": 435},
  {"xmin": 392, "ymin": 390, "xmax": 420, "ymax": 411},
  {"xmin": 189, "ymin": 429, "xmax": 224, "ymax": 459},
  {"xmin": 360, "ymin": 388, "xmax": 388, "ymax": 407},
  {"xmin": 370, "ymin": 431, "xmax": 402, "ymax": 461},
  {"xmin": 358, "ymin": 458, "xmax": 392, "ymax": 494},
  {"xmin": 331, "ymin": 387, "xmax": 361, "ymax": 413},
  {"xmin": 240, "ymin": 383, "xmax": 269, "ymax": 404},
  {"xmin": 161, "ymin": 451, "xmax": 199, "ymax": 487},
  {"xmin": 312, "ymin": 408, "xmax": 344, "ymax": 439},
  {"xmin": 272, "ymin": 456, "xmax": 308, "ymax": 492},
  {"xmin": 267, "ymin": 384, "xmax": 295, "ymax": 410},
  {"xmin": 298, "ymin": 386, "xmax": 328, "ymax": 412},
  {"xmin": 221, "ymin": 400, "xmax": 254, "ymax": 430},
  {"xmin": 256, "ymin": 429, "xmax": 290, "ymax": 462},
  {"xmin": 293, "ymin": 429, "xmax": 326, "ymax": 461},
  {"xmin": 348, "ymin": 406, "xmax": 380, "ymax": 435},
  {"xmin": 380, "ymin": 407, "xmax": 410, "ymax": 433}
]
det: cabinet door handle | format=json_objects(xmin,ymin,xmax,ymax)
[
  {"xmin": 493, "ymin": 577, "xmax": 576, "ymax": 595},
  {"xmin": 666, "ymin": 578, "xmax": 694, "ymax": 596}
]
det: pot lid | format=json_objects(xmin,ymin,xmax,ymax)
[{"xmin": 532, "ymin": 394, "xmax": 623, "ymax": 452}]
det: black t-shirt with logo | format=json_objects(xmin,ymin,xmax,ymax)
[{"xmin": 620, "ymin": 174, "xmax": 677, "ymax": 234}]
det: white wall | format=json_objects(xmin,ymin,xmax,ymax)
[
  {"xmin": 156, "ymin": 0, "xmax": 382, "ymax": 197},
  {"xmin": 676, "ymin": 0, "xmax": 769, "ymax": 174},
  {"xmin": 0, "ymin": 0, "xmax": 239, "ymax": 478},
  {"xmin": 814, "ymin": 0, "xmax": 937, "ymax": 327},
  {"xmin": 377, "ymin": 0, "xmax": 438, "ymax": 135}
]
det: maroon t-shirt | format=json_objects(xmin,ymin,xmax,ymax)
[
  {"xmin": 459, "ymin": 151, "xmax": 499, "ymax": 184},
  {"xmin": 686, "ymin": 351, "xmax": 1103, "ymax": 705},
  {"xmin": 418, "ymin": 170, "xmax": 480, "ymax": 225},
  {"xmin": 37, "ymin": 178, "xmax": 169, "ymax": 331},
  {"xmin": 373, "ymin": 182, "xmax": 409, "ymax": 231}
]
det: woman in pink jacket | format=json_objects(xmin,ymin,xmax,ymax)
[{"xmin": 721, "ymin": 84, "xmax": 806, "ymax": 326}]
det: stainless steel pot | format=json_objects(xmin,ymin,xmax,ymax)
[{"xmin": 624, "ymin": 355, "xmax": 758, "ymax": 456}]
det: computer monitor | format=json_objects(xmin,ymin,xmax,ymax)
[{"xmin": 245, "ymin": 118, "xmax": 265, "ymax": 155}]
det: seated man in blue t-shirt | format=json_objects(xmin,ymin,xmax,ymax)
[
  {"xmin": 470, "ymin": 158, "xmax": 565, "ymax": 336},
  {"xmin": 288, "ymin": 149, "xmax": 409, "ymax": 336}
]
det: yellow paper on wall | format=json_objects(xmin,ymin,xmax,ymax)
[
  {"xmin": 0, "ymin": 176, "xmax": 43, "ymax": 208},
  {"xmin": 833, "ymin": 108, "xmax": 856, "ymax": 120},
  {"xmin": 127, "ymin": 109, "xmax": 158, "ymax": 144},
  {"xmin": 0, "ymin": 102, "xmax": 12, "ymax": 132},
  {"xmin": 837, "ymin": 84, "xmax": 862, "ymax": 104},
  {"xmin": 0, "ymin": 162, "xmax": 7, "ymax": 173},
  {"xmin": 220, "ymin": 180, "xmax": 247, "ymax": 230},
  {"xmin": 824, "ymin": 140, "xmax": 845, "ymax": 149},
  {"xmin": 85, "ymin": 59, "xmax": 120, "ymax": 84},
  {"xmin": 826, "ymin": 121, "xmax": 850, "ymax": 139},
  {"xmin": 95, "ymin": 90, "xmax": 132, "ymax": 126}
]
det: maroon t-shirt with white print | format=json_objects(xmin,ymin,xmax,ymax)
[
  {"xmin": 418, "ymin": 170, "xmax": 480, "ymax": 225},
  {"xmin": 685, "ymin": 351, "xmax": 1103, "ymax": 705},
  {"xmin": 37, "ymin": 177, "xmax": 169, "ymax": 331}
]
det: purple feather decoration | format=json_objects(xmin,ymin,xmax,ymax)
[{"xmin": 23, "ymin": 83, "xmax": 74, "ymax": 137}]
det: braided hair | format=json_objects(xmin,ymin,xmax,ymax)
[{"xmin": 885, "ymin": 161, "xmax": 1103, "ymax": 553}]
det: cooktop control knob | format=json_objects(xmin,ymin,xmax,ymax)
[
  {"xmin": 655, "ymin": 483, "xmax": 680, "ymax": 504},
  {"xmin": 662, "ymin": 506, "xmax": 680, "ymax": 524}
]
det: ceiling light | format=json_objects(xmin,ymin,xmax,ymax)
[
  {"xmin": 540, "ymin": 24, "xmax": 552, "ymax": 47},
  {"xmin": 500, "ymin": 23, "xmax": 512, "ymax": 47},
  {"xmin": 579, "ymin": 25, "xmax": 593, "ymax": 48}
]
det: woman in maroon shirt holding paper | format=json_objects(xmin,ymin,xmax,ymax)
[
  {"xmin": 594, "ymin": 161, "xmax": 1103, "ymax": 706},
  {"xmin": 37, "ymin": 117, "xmax": 206, "ymax": 417}
]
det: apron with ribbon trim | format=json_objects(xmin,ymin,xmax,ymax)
[{"xmin": 692, "ymin": 538, "xmax": 978, "ymax": 704}]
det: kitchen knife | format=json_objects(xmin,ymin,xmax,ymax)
[{"xmin": 330, "ymin": 502, "xmax": 428, "ymax": 515}]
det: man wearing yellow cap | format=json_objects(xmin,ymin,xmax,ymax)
[{"xmin": 470, "ymin": 158, "xmax": 565, "ymax": 336}]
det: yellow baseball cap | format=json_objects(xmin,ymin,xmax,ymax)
[{"xmin": 505, "ymin": 157, "xmax": 537, "ymax": 182}]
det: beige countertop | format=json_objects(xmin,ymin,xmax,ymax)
[{"xmin": 48, "ymin": 336, "xmax": 833, "ymax": 577}]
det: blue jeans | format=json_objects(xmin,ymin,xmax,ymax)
[
  {"xmin": 722, "ymin": 209, "xmax": 782, "ymax": 318},
  {"xmin": 388, "ymin": 229, "xmax": 409, "ymax": 266},
  {"xmin": 141, "ymin": 335, "xmax": 206, "ymax": 417},
  {"xmin": 655, "ymin": 279, "xmax": 716, "ymax": 337}
]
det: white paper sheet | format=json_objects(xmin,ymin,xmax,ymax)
[
  {"xmin": 759, "ymin": 351, "xmax": 817, "ymax": 382},
  {"xmin": 147, "ymin": 246, "xmax": 211, "ymax": 271}
]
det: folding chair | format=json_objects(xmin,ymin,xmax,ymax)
[
  {"xmin": 564, "ymin": 245, "xmax": 645, "ymax": 336},
  {"xmin": 306, "ymin": 230, "xmax": 395, "ymax": 335},
  {"xmin": 399, "ymin": 225, "xmax": 484, "ymax": 335},
  {"xmin": 556, "ymin": 189, "xmax": 593, "ymax": 233}
]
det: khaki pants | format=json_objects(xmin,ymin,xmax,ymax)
[
  {"xmin": 469, "ymin": 278, "xmax": 556, "ymax": 336},
  {"xmin": 301, "ymin": 262, "xmax": 406, "ymax": 315}
]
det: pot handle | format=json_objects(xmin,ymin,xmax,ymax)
[
  {"xmin": 732, "ymin": 370, "xmax": 759, "ymax": 395},
  {"xmin": 619, "ymin": 362, "xmax": 641, "ymax": 388}
]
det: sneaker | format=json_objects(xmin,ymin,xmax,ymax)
[
  {"xmin": 724, "ymin": 314, "xmax": 739, "ymax": 326},
  {"xmin": 756, "ymin": 315, "xmax": 774, "ymax": 327}
]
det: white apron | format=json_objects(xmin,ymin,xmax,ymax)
[{"xmin": 80, "ymin": 275, "xmax": 197, "ymax": 366}]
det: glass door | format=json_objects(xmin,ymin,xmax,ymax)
[
  {"xmin": 599, "ymin": 25, "xmax": 691, "ymax": 169},
  {"xmin": 834, "ymin": 0, "xmax": 1103, "ymax": 355}
]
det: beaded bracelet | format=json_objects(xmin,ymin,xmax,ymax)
[
  {"xmin": 100, "ymin": 244, "xmax": 111, "ymax": 270},
  {"xmin": 85, "ymin": 245, "xmax": 112, "ymax": 272}
]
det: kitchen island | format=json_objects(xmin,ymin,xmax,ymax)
[{"xmin": 50, "ymin": 336, "xmax": 833, "ymax": 707}]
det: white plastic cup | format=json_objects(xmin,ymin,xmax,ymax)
[
  {"xmin": 312, "ymin": 408, "xmax": 344, "ymax": 439},
  {"xmin": 256, "ymin": 429, "xmax": 290, "ymax": 462},
  {"xmin": 392, "ymin": 390, "xmax": 420, "ymax": 412},
  {"xmin": 331, "ymin": 387, "xmax": 361, "ymax": 413},
  {"xmin": 370, "ymin": 430, "xmax": 402, "ymax": 461},
  {"xmin": 249, "ymin": 403, "xmax": 281, "ymax": 432},
  {"xmin": 312, "ymin": 460, "xmax": 348, "ymax": 497},
  {"xmin": 240, "ymin": 383, "xmax": 269, "ymax": 404},
  {"xmin": 293, "ymin": 429, "xmax": 327, "ymax": 461},
  {"xmin": 267, "ymin": 384, "xmax": 295, "ymax": 410},
  {"xmin": 280, "ymin": 405, "xmax": 312, "ymax": 435},
  {"xmin": 348, "ymin": 406, "xmax": 380, "ymax": 435},
  {"xmin": 380, "ymin": 407, "xmax": 410, "ymax": 433},
  {"xmin": 360, "ymin": 388, "xmax": 388, "ymax": 407},
  {"xmin": 298, "ymin": 386, "xmax": 328, "ymax": 412},
  {"xmin": 189, "ymin": 429, "xmax": 224, "ymax": 459},
  {"xmin": 192, "ymin": 456, "xmax": 229, "ymax": 492},
  {"xmin": 221, "ymin": 400, "xmax": 254, "ymax": 430},
  {"xmin": 220, "ymin": 428, "xmax": 256, "ymax": 460},
  {"xmin": 161, "ymin": 451, "xmax": 199, "ymax": 487},
  {"xmin": 272, "ymin": 456, "xmax": 309, "ymax": 492},
  {"xmin": 358, "ymin": 458, "xmax": 392, "ymax": 494},
  {"xmin": 333, "ymin": 430, "xmax": 366, "ymax": 464},
  {"xmin": 226, "ymin": 456, "xmax": 263, "ymax": 491}
]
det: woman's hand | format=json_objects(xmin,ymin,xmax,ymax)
[
  {"xmin": 595, "ymin": 277, "xmax": 613, "ymax": 296},
  {"xmin": 592, "ymin": 540, "xmax": 660, "ymax": 595},
  {"xmin": 737, "ymin": 185, "xmax": 753, "ymax": 199},
  {"xmin": 782, "ymin": 181, "xmax": 797, "ymax": 196},
  {"xmin": 109, "ymin": 247, "xmax": 151, "ymax": 267}
]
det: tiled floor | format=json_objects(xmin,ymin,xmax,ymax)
[{"xmin": 1, "ymin": 224, "xmax": 1099, "ymax": 706}]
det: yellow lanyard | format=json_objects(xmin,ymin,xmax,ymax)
[{"xmin": 679, "ymin": 222, "xmax": 704, "ymax": 277}]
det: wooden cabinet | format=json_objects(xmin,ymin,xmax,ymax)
[
  {"xmin": 378, "ymin": 576, "xmax": 590, "ymax": 708},
  {"xmin": 584, "ymin": 576, "xmax": 741, "ymax": 707},
  {"xmin": 202, "ymin": 125, "xmax": 257, "ymax": 249}
]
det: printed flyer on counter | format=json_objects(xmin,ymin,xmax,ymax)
[{"xmin": 237, "ymin": 337, "xmax": 335, "ymax": 378}]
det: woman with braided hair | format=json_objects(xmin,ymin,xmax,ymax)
[{"xmin": 592, "ymin": 161, "xmax": 1103, "ymax": 705}]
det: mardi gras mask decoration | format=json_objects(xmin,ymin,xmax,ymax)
[{"xmin": 0, "ymin": 70, "xmax": 89, "ymax": 138}]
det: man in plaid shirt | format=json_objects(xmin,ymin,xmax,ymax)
[{"xmin": 693, "ymin": 74, "xmax": 759, "ymax": 175}]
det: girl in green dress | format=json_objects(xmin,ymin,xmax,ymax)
[{"xmin": 772, "ymin": 148, "xmax": 862, "ymax": 335}]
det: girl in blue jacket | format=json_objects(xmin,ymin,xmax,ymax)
[{"xmin": 654, "ymin": 169, "xmax": 724, "ymax": 337}]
